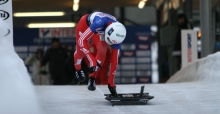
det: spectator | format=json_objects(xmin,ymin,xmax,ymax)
[
  {"xmin": 62, "ymin": 45, "xmax": 74, "ymax": 56},
  {"xmin": 173, "ymin": 14, "xmax": 193, "ymax": 70},
  {"xmin": 41, "ymin": 38, "xmax": 68, "ymax": 85},
  {"xmin": 25, "ymin": 48, "xmax": 49, "ymax": 85}
]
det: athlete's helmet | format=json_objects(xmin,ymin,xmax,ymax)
[{"xmin": 105, "ymin": 22, "xmax": 126, "ymax": 45}]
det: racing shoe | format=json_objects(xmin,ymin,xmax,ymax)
[
  {"xmin": 75, "ymin": 70, "xmax": 86, "ymax": 82},
  {"xmin": 88, "ymin": 77, "xmax": 96, "ymax": 91},
  {"xmin": 108, "ymin": 84, "xmax": 118, "ymax": 97}
]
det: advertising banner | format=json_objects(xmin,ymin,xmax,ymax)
[
  {"xmin": 39, "ymin": 28, "xmax": 76, "ymax": 38},
  {"xmin": 0, "ymin": 0, "xmax": 13, "ymax": 44},
  {"xmin": 181, "ymin": 30, "xmax": 198, "ymax": 68}
]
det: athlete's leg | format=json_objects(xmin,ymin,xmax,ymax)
[
  {"xmin": 97, "ymin": 58, "xmax": 109, "ymax": 84},
  {"xmin": 74, "ymin": 14, "xmax": 97, "ymax": 71}
]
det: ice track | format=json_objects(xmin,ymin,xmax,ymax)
[{"xmin": 36, "ymin": 53, "xmax": 220, "ymax": 114}]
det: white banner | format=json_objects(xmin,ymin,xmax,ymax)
[
  {"xmin": 0, "ymin": 0, "xmax": 13, "ymax": 44},
  {"xmin": 181, "ymin": 30, "xmax": 198, "ymax": 68}
]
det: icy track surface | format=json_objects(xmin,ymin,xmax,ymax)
[{"xmin": 37, "ymin": 53, "xmax": 220, "ymax": 114}]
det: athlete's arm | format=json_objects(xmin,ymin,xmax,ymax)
[{"xmin": 108, "ymin": 43, "xmax": 121, "ymax": 87}]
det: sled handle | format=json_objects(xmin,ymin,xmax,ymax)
[{"xmin": 139, "ymin": 85, "xmax": 145, "ymax": 97}]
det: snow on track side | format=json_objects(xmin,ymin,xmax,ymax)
[{"xmin": 167, "ymin": 52, "xmax": 220, "ymax": 83}]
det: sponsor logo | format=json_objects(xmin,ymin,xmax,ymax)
[
  {"xmin": 107, "ymin": 28, "xmax": 114, "ymax": 36},
  {"xmin": 40, "ymin": 29, "xmax": 50, "ymax": 37},
  {"xmin": 122, "ymin": 94, "xmax": 134, "ymax": 97},
  {"xmin": 121, "ymin": 57, "xmax": 135, "ymax": 63},
  {"xmin": 96, "ymin": 19, "xmax": 102, "ymax": 24},
  {"xmin": 39, "ymin": 28, "xmax": 75, "ymax": 38},
  {"xmin": 138, "ymin": 77, "xmax": 150, "ymax": 83},
  {"xmin": 0, "ymin": 0, "xmax": 8, "ymax": 5},
  {"xmin": 0, "ymin": 10, "xmax": 9, "ymax": 20},
  {"xmin": 95, "ymin": 27, "xmax": 103, "ymax": 32},
  {"xmin": 76, "ymin": 59, "xmax": 82, "ymax": 65},
  {"xmin": 4, "ymin": 29, "xmax": 10, "ymax": 36},
  {"xmin": 116, "ymin": 33, "xmax": 125, "ymax": 38},
  {"xmin": 187, "ymin": 34, "xmax": 192, "ymax": 62},
  {"xmin": 112, "ymin": 40, "xmax": 117, "ymax": 44},
  {"xmin": 137, "ymin": 36, "xmax": 149, "ymax": 41},
  {"xmin": 122, "ymin": 51, "xmax": 134, "ymax": 56},
  {"xmin": 138, "ymin": 44, "xmax": 149, "ymax": 49}
]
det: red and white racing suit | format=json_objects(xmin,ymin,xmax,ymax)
[{"xmin": 74, "ymin": 12, "xmax": 121, "ymax": 87}]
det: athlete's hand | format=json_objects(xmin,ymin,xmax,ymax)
[
  {"xmin": 89, "ymin": 66, "xmax": 99, "ymax": 73},
  {"xmin": 96, "ymin": 61, "xmax": 102, "ymax": 68},
  {"xmin": 89, "ymin": 61, "xmax": 102, "ymax": 73}
]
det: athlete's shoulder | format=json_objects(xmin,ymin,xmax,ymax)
[
  {"xmin": 89, "ymin": 16, "xmax": 104, "ymax": 33},
  {"xmin": 93, "ymin": 17, "xmax": 104, "ymax": 25}
]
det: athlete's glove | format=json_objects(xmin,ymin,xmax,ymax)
[
  {"xmin": 108, "ymin": 84, "xmax": 118, "ymax": 97},
  {"xmin": 89, "ymin": 61, "xmax": 102, "ymax": 73}
]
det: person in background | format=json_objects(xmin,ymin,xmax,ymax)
[
  {"xmin": 25, "ymin": 48, "xmax": 49, "ymax": 85},
  {"xmin": 173, "ymin": 14, "xmax": 193, "ymax": 70},
  {"xmin": 62, "ymin": 45, "xmax": 74, "ymax": 56},
  {"xmin": 40, "ymin": 38, "xmax": 68, "ymax": 85}
]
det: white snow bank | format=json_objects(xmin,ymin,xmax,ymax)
[
  {"xmin": 167, "ymin": 52, "xmax": 220, "ymax": 83},
  {"xmin": 0, "ymin": 20, "xmax": 42, "ymax": 114}
]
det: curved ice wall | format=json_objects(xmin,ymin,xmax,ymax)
[{"xmin": 0, "ymin": 19, "xmax": 42, "ymax": 114}]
